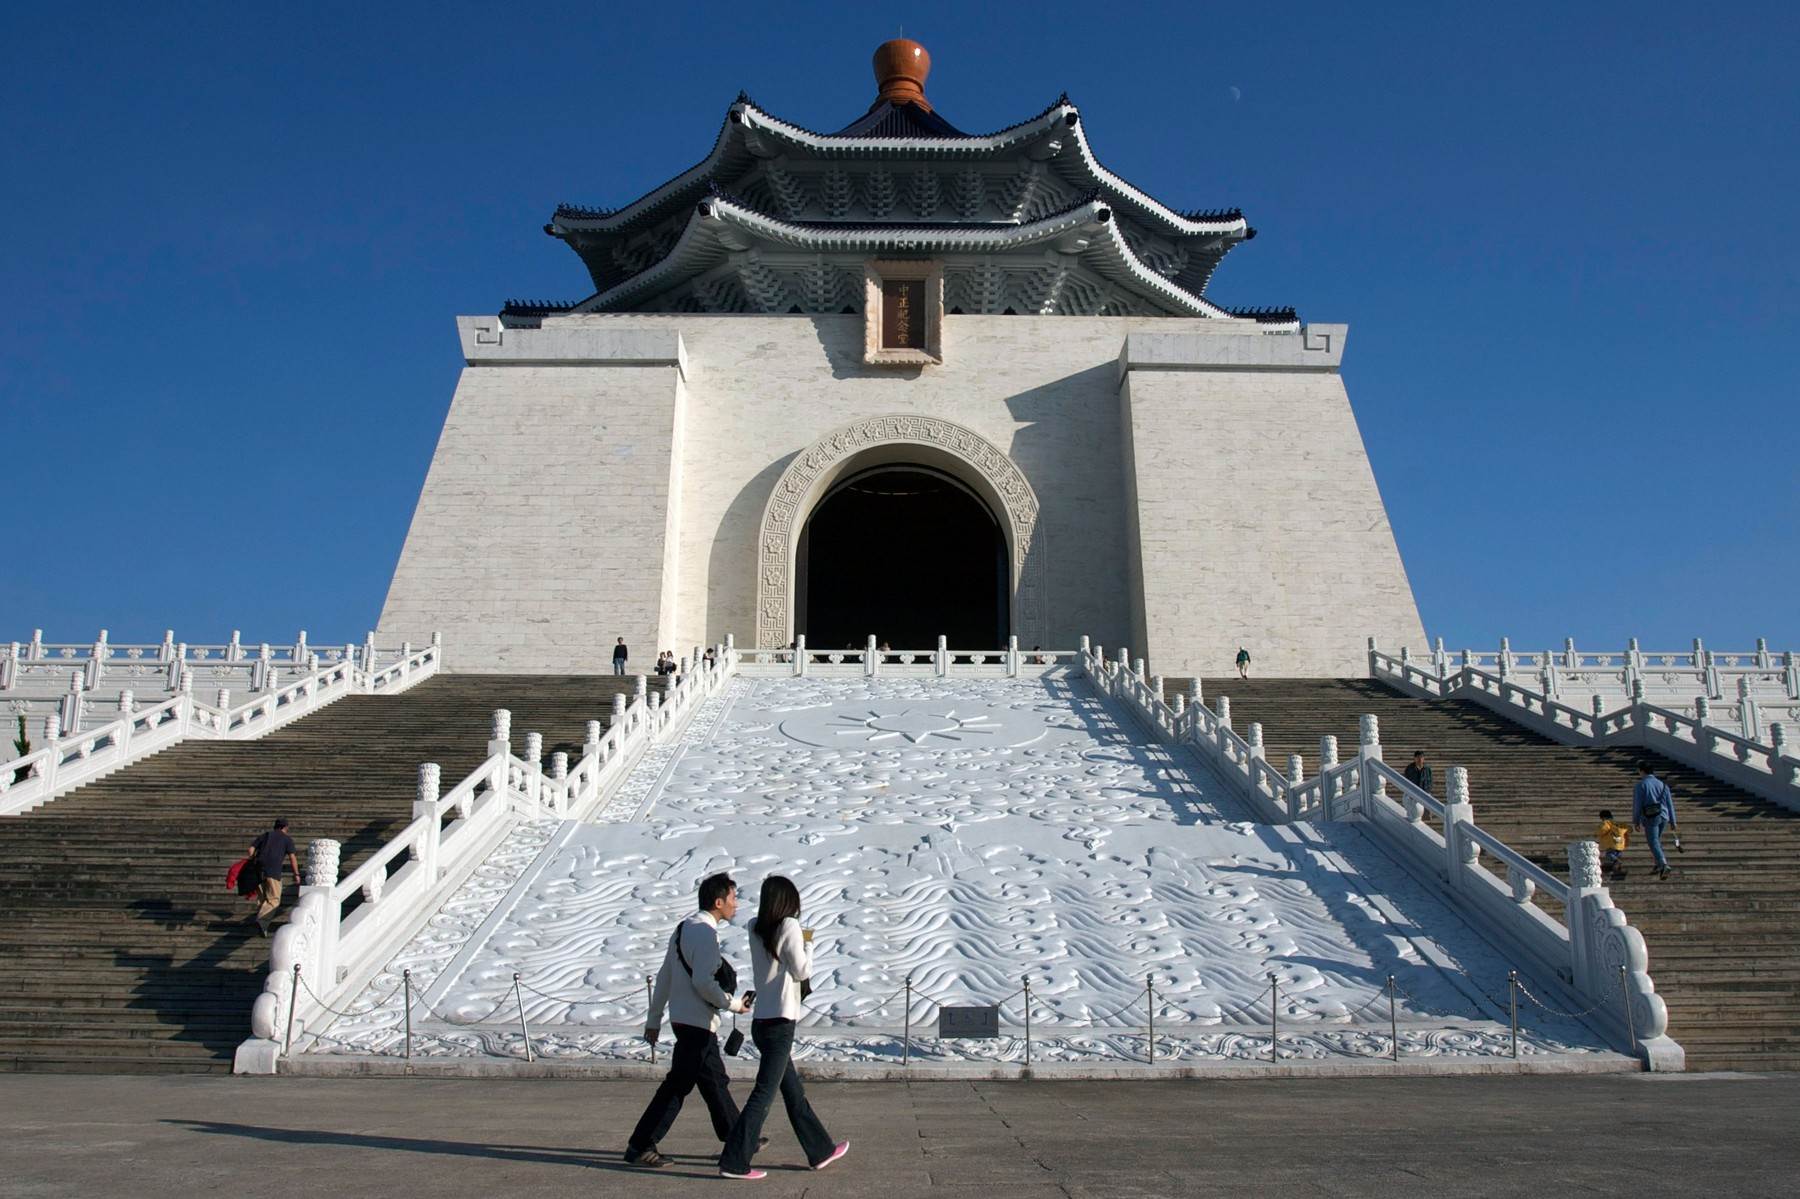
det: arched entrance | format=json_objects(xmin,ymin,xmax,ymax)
[
  {"xmin": 796, "ymin": 466, "xmax": 1008, "ymax": 649},
  {"xmin": 754, "ymin": 415, "xmax": 1046, "ymax": 650}
]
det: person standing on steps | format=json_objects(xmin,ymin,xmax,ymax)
[
  {"xmin": 1633, "ymin": 763, "xmax": 1678, "ymax": 880},
  {"xmin": 1403, "ymin": 750, "xmax": 1434, "ymax": 795},
  {"xmin": 718, "ymin": 875, "xmax": 849, "ymax": 1181},
  {"xmin": 612, "ymin": 637, "xmax": 629, "ymax": 676},
  {"xmin": 247, "ymin": 818, "xmax": 298, "ymax": 936},
  {"xmin": 625, "ymin": 873, "xmax": 752, "ymax": 1169},
  {"xmin": 1235, "ymin": 646, "xmax": 1251, "ymax": 679}
]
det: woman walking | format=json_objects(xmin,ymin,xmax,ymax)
[{"xmin": 718, "ymin": 875, "xmax": 848, "ymax": 1180}]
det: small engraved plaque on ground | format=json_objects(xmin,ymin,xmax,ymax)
[
  {"xmin": 937, "ymin": 1005, "xmax": 1001, "ymax": 1039},
  {"xmin": 880, "ymin": 278, "xmax": 926, "ymax": 349}
]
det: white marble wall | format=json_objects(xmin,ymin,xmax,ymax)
[{"xmin": 379, "ymin": 313, "xmax": 1426, "ymax": 675}]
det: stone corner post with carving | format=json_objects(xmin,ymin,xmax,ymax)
[
  {"xmin": 1563, "ymin": 839, "xmax": 1683, "ymax": 1071},
  {"xmin": 1440, "ymin": 767, "xmax": 1476, "ymax": 890},
  {"xmin": 413, "ymin": 764, "xmax": 442, "ymax": 883}
]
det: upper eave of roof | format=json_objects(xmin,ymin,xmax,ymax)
[
  {"xmin": 554, "ymin": 189, "xmax": 1246, "ymax": 320},
  {"xmin": 545, "ymin": 96, "xmax": 1250, "ymax": 244}
]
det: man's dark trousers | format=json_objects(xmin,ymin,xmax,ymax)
[{"xmin": 628, "ymin": 1023, "xmax": 738, "ymax": 1152}]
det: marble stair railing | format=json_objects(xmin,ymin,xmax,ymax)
[
  {"xmin": 1423, "ymin": 636, "xmax": 1798, "ymax": 723},
  {"xmin": 1370, "ymin": 642, "xmax": 1800, "ymax": 813},
  {"xmin": 0, "ymin": 637, "xmax": 443, "ymax": 816},
  {"xmin": 1083, "ymin": 639, "xmax": 1679, "ymax": 1070},
  {"xmin": 3, "ymin": 629, "xmax": 430, "ymax": 740},
  {"xmin": 742, "ymin": 634, "xmax": 1079, "ymax": 677},
  {"xmin": 233, "ymin": 642, "xmax": 739, "ymax": 1075}
]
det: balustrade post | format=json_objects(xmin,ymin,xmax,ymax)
[
  {"xmin": 550, "ymin": 752, "xmax": 569, "ymax": 814},
  {"xmin": 1498, "ymin": 637, "xmax": 1511, "ymax": 681},
  {"xmin": 794, "ymin": 635, "xmax": 808, "ymax": 678},
  {"xmin": 1542, "ymin": 651, "xmax": 1558, "ymax": 700},
  {"xmin": 168, "ymin": 644, "xmax": 188, "ymax": 691},
  {"xmin": 611, "ymin": 693, "xmax": 627, "ymax": 733},
  {"xmin": 303, "ymin": 837, "xmax": 342, "ymax": 999},
  {"xmin": 154, "ymin": 629, "xmax": 170, "ymax": 663},
  {"xmin": 1215, "ymin": 695, "xmax": 1231, "ymax": 730},
  {"xmin": 1564, "ymin": 637, "xmax": 1578, "ymax": 669},
  {"xmin": 413, "ymin": 764, "xmax": 441, "ymax": 883},
  {"xmin": 361, "ymin": 632, "xmax": 377, "ymax": 674},
  {"xmin": 1442, "ymin": 767, "xmax": 1476, "ymax": 888},
  {"xmin": 1133, "ymin": 658, "xmax": 1146, "ymax": 681},
  {"xmin": 1630, "ymin": 677, "xmax": 1645, "ymax": 707},
  {"xmin": 258, "ymin": 666, "xmax": 272, "ymax": 697},
  {"xmin": 1287, "ymin": 753, "xmax": 1304, "ymax": 786},
  {"xmin": 1190, "ymin": 677, "xmax": 1203, "ymax": 707},
  {"xmin": 118, "ymin": 690, "xmax": 134, "ymax": 747},
  {"xmin": 488, "ymin": 708, "xmax": 512, "ymax": 759},
  {"xmin": 866, "ymin": 635, "xmax": 878, "ymax": 678},
  {"xmin": 1592, "ymin": 694, "xmax": 1605, "ymax": 722},
  {"xmin": 1755, "ymin": 637, "xmax": 1771, "ymax": 670},
  {"xmin": 227, "ymin": 630, "xmax": 243, "ymax": 662},
  {"xmin": 60, "ymin": 674, "xmax": 84, "ymax": 738},
  {"xmin": 30, "ymin": 629, "xmax": 46, "ymax": 661},
  {"xmin": 1320, "ymin": 735, "xmax": 1340, "ymax": 815},
  {"xmin": 0, "ymin": 642, "xmax": 15, "ymax": 691},
  {"xmin": 935, "ymin": 635, "xmax": 948, "ymax": 678},
  {"xmin": 1359, "ymin": 715, "xmax": 1384, "ymax": 816},
  {"xmin": 1008, "ymin": 634, "xmax": 1019, "ymax": 678},
  {"xmin": 1366, "ymin": 635, "xmax": 1379, "ymax": 674},
  {"xmin": 1738, "ymin": 677, "xmax": 1762, "ymax": 742},
  {"xmin": 86, "ymin": 630, "xmax": 107, "ymax": 690},
  {"xmin": 1151, "ymin": 674, "xmax": 1164, "ymax": 710},
  {"xmin": 524, "ymin": 731, "xmax": 544, "ymax": 813},
  {"xmin": 294, "ymin": 630, "xmax": 308, "ymax": 666},
  {"xmin": 1785, "ymin": 652, "xmax": 1800, "ymax": 701},
  {"xmin": 1247, "ymin": 722, "xmax": 1265, "ymax": 762},
  {"xmin": 1433, "ymin": 636, "xmax": 1447, "ymax": 674},
  {"xmin": 42, "ymin": 713, "xmax": 61, "ymax": 793},
  {"xmin": 1694, "ymin": 695, "xmax": 1710, "ymax": 727},
  {"xmin": 254, "ymin": 643, "xmax": 271, "ymax": 691},
  {"xmin": 216, "ymin": 689, "xmax": 231, "ymax": 731},
  {"xmin": 1703, "ymin": 649, "xmax": 1721, "ymax": 700},
  {"xmin": 1172, "ymin": 693, "xmax": 1185, "ymax": 718},
  {"xmin": 584, "ymin": 719, "xmax": 601, "ymax": 760}
]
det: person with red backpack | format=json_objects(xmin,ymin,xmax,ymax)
[{"xmin": 246, "ymin": 818, "xmax": 299, "ymax": 936}]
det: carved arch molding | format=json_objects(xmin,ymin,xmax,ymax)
[{"xmin": 755, "ymin": 415, "xmax": 1046, "ymax": 649}]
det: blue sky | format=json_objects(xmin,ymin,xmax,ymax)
[{"xmin": 2, "ymin": 1, "xmax": 1795, "ymax": 653}]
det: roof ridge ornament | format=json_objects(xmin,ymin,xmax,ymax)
[{"xmin": 873, "ymin": 38, "xmax": 932, "ymax": 111}]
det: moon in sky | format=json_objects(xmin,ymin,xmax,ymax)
[{"xmin": 1229, "ymin": 85, "xmax": 1242, "ymax": 102}]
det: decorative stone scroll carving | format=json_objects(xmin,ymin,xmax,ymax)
[{"xmin": 755, "ymin": 415, "xmax": 1046, "ymax": 650}]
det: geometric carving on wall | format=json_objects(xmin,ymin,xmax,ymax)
[{"xmin": 754, "ymin": 414, "xmax": 1046, "ymax": 649}]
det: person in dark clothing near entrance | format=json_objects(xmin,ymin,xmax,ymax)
[
  {"xmin": 1403, "ymin": 750, "xmax": 1434, "ymax": 795},
  {"xmin": 612, "ymin": 637, "xmax": 629, "ymax": 676},
  {"xmin": 624, "ymin": 873, "xmax": 752, "ymax": 1169},
  {"xmin": 247, "ymin": 818, "xmax": 299, "ymax": 936}
]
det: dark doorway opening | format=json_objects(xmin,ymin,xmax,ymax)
[{"xmin": 796, "ymin": 466, "xmax": 1008, "ymax": 649}]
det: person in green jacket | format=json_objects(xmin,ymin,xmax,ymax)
[{"xmin": 1235, "ymin": 647, "xmax": 1251, "ymax": 679}]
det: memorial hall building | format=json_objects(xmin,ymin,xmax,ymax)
[{"xmin": 378, "ymin": 40, "xmax": 1428, "ymax": 676}]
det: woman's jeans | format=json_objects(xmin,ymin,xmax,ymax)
[{"xmin": 719, "ymin": 1018, "xmax": 834, "ymax": 1172}]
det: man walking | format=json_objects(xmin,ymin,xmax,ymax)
[
  {"xmin": 624, "ymin": 873, "xmax": 751, "ymax": 1168},
  {"xmin": 1403, "ymin": 750, "xmax": 1434, "ymax": 795},
  {"xmin": 612, "ymin": 637, "xmax": 629, "ymax": 676},
  {"xmin": 247, "ymin": 818, "xmax": 299, "ymax": 936},
  {"xmin": 1235, "ymin": 647, "xmax": 1251, "ymax": 679},
  {"xmin": 1633, "ymin": 763, "xmax": 1678, "ymax": 880}
]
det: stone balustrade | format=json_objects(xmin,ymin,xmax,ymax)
[
  {"xmin": 235, "ymin": 640, "xmax": 740, "ymax": 1074},
  {"xmin": 2, "ymin": 629, "xmax": 435, "ymax": 746},
  {"xmin": 1084, "ymin": 640, "xmax": 1680, "ymax": 1070},
  {"xmin": 1370, "ymin": 641, "xmax": 1800, "ymax": 812},
  {"xmin": 0, "ymin": 638, "xmax": 443, "ymax": 817}
]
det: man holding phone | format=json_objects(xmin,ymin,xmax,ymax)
[{"xmin": 624, "ymin": 873, "xmax": 753, "ymax": 1169}]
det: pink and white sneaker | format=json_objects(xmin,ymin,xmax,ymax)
[
  {"xmin": 719, "ymin": 1167, "xmax": 767, "ymax": 1180},
  {"xmin": 813, "ymin": 1141, "xmax": 850, "ymax": 1171}
]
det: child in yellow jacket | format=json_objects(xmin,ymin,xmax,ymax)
[{"xmin": 1596, "ymin": 809, "xmax": 1630, "ymax": 880}]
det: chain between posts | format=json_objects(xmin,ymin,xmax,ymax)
[{"xmin": 279, "ymin": 960, "xmax": 1619, "ymax": 1068}]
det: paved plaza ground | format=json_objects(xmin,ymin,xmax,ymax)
[{"xmin": 2, "ymin": 1073, "xmax": 1795, "ymax": 1197}]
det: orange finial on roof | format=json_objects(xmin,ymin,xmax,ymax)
[{"xmin": 872, "ymin": 38, "xmax": 933, "ymax": 111}]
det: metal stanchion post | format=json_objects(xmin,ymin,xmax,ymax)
[
  {"xmin": 514, "ymin": 973, "xmax": 534, "ymax": 1063},
  {"xmin": 1509, "ymin": 971, "xmax": 1520, "ymax": 1060},
  {"xmin": 284, "ymin": 964, "xmax": 301, "ymax": 1057},
  {"xmin": 903, "ymin": 975, "xmax": 913, "ymax": 1067},
  {"xmin": 1146, "ymin": 974, "xmax": 1156, "ymax": 1065},
  {"xmin": 1618, "ymin": 964, "xmax": 1638, "ymax": 1063},
  {"xmin": 403, "ymin": 969, "xmax": 413, "ymax": 1062},
  {"xmin": 1268, "ymin": 974, "xmax": 1279, "ymax": 1063},
  {"xmin": 1022, "ymin": 976, "xmax": 1032, "ymax": 1069},
  {"xmin": 1387, "ymin": 975, "xmax": 1398, "ymax": 1062}
]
